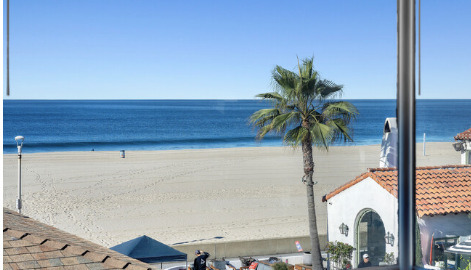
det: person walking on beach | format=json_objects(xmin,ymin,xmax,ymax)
[
  {"xmin": 194, "ymin": 250, "xmax": 210, "ymax": 270},
  {"xmin": 358, "ymin": 254, "xmax": 372, "ymax": 268}
]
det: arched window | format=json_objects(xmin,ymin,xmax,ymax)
[{"xmin": 355, "ymin": 209, "xmax": 386, "ymax": 267}]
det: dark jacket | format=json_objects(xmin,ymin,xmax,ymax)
[
  {"xmin": 194, "ymin": 252, "xmax": 210, "ymax": 270},
  {"xmin": 358, "ymin": 260, "xmax": 372, "ymax": 268}
]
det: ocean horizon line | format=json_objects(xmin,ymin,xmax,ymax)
[{"xmin": 4, "ymin": 98, "xmax": 471, "ymax": 101}]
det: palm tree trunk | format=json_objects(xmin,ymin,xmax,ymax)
[{"xmin": 302, "ymin": 137, "xmax": 323, "ymax": 270}]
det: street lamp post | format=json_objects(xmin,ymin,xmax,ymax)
[{"xmin": 15, "ymin": 136, "xmax": 24, "ymax": 214}]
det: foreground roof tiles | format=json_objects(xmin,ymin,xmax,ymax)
[
  {"xmin": 455, "ymin": 127, "xmax": 471, "ymax": 140},
  {"xmin": 323, "ymin": 165, "xmax": 471, "ymax": 217},
  {"xmin": 3, "ymin": 208, "xmax": 154, "ymax": 270}
]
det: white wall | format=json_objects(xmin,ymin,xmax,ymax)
[
  {"xmin": 463, "ymin": 140, "xmax": 471, "ymax": 151},
  {"xmin": 326, "ymin": 177, "xmax": 398, "ymax": 268},
  {"xmin": 461, "ymin": 140, "xmax": 471, "ymax": 164}
]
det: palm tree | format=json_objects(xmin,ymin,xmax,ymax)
[{"xmin": 250, "ymin": 57, "xmax": 359, "ymax": 269}]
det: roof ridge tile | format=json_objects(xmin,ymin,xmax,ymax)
[
  {"xmin": 322, "ymin": 172, "xmax": 372, "ymax": 201},
  {"xmin": 324, "ymin": 166, "xmax": 471, "ymax": 217},
  {"xmin": 455, "ymin": 127, "xmax": 471, "ymax": 140}
]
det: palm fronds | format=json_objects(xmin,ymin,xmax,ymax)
[
  {"xmin": 322, "ymin": 101, "xmax": 359, "ymax": 123},
  {"xmin": 284, "ymin": 126, "xmax": 308, "ymax": 146},
  {"xmin": 250, "ymin": 57, "xmax": 358, "ymax": 149}
]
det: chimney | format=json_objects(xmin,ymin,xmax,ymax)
[{"xmin": 379, "ymin": 118, "xmax": 398, "ymax": 168}]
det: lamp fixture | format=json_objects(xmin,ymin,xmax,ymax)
[
  {"xmin": 453, "ymin": 142, "xmax": 464, "ymax": 152},
  {"xmin": 339, "ymin": 223, "xmax": 349, "ymax": 236},
  {"xmin": 15, "ymin": 136, "xmax": 24, "ymax": 154},
  {"xmin": 385, "ymin": 231, "xmax": 395, "ymax": 246}
]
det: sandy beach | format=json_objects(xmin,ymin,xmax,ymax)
[{"xmin": 3, "ymin": 142, "xmax": 460, "ymax": 248}]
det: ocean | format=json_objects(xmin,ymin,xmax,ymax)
[{"xmin": 3, "ymin": 99, "xmax": 470, "ymax": 154}]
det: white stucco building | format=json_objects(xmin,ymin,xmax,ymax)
[
  {"xmin": 454, "ymin": 127, "xmax": 471, "ymax": 165},
  {"xmin": 322, "ymin": 165, "xmax": 471, "ymax": 268}
]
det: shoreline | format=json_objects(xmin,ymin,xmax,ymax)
[
  {"xmin": 1, "ymin": 139, "xmax": 458, "ymax": 155},
  {"xmin": 3, "ymin": 143, "xmax": 382, "ymax": 155},
  {"xmin": 3, "ymin": 142, "xmax": 460, "ymax": 249},
  {"xmin": 2, "ymin": 142, "xmax": 380, "ymax": 155}
]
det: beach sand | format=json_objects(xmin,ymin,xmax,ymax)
[{"xmin": 3, "ymin": 142, "xmax": 460, "ymax": 248}]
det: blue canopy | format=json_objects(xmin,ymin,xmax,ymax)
[{"xmin": 111, "ymin": 235, "xmax": 187, "ymax": 263}]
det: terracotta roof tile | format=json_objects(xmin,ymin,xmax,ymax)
[
  {"xmin": 455, "ymin": 127, "xmax": 471, "ymax": 140},
  {"xmin": 323, "ymin": 165, "xmax": 471, "ymax": 217},
  {"xmin": 3, "ymin": 208, "xmax": 154, "ymax": 270}
]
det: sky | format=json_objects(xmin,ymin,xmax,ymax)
[{"xmin": 3, "ymin": 0, "xmax": 471, "ymax": 100}]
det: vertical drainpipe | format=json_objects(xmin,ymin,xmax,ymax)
[
  {"xmin": 325, "ymin": 200, "xmax": 329, "ymax": 270},
  {"xmin": 397, "ymin": 0, "xmax": 416, "ymax": 269}
]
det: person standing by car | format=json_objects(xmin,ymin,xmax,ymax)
[{"xmin": 194, "ymin": 250, "xmax": 210, "ymax": 270}]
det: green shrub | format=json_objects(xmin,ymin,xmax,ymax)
[
  {"xmin": 326, "ymin": 241, "xmax": 353, "ymax": 269},
  {"xmin": 384, "ymin": 252, "xmax": 395, "ymax": 265},
  {"xmin": 273, "ymin": 262, "xmax": 288, "ymax": 270}
]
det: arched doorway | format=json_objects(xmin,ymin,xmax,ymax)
[{"xmin": 355, "ymin": 209, "xmax": 386, "ymax": 266}]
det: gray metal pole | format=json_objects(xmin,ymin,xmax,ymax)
[
  {"xmin": 423, "ymin": 133, "xmax": 426, "ymax": 156},
  {"xmin": 17, "ymin": 151, "xmax": 22, "ymax": 214},
  {"xmin": 397, "ymin": 0, "xmax": 416, "ymax": 269}
]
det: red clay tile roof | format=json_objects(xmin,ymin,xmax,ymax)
[
  {"xmin": 322, "ymin": 165, "xmax": 471, "ymax": 217},
  {"xmin": 455, "ymin": 127, "xmax": 471, "ymax": 140},
  {"xmin": 3, "ymin": 208, "xmax": 154, "ymax": 270}
]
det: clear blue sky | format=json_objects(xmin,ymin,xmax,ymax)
[{"xmin": 3, "ymin": 0, "xmax": 470, "ymax": 99}]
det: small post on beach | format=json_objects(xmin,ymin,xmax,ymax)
[
  {"xmin": 15, "ymin": 136, "xmax": 25, "ymax": 214},
  {"xmin": 423, "ymin": 133, "xmax": 426, "ymax": 156}
]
